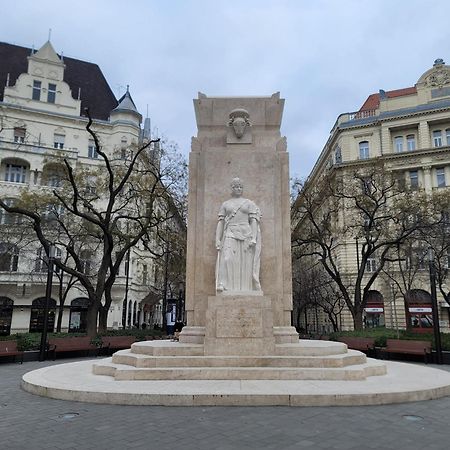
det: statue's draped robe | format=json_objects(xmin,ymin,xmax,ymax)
[{"xmin": 216, "ymin": 198, "xmax": 261, "ymax": 292}]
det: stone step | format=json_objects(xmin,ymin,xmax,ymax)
[
  {"xmin": 92, "ymin": 359, "xmax": 386, "ymax": 381},
  {"xmin": 275, "ymin": 341, "xmax": 348, "ymax": 356},
  {"xmin": 111, "ymin": 349, "xmax": 366, "ymax": 368},
  {"xmin": 130, "ymin": 341, "xmax": 204, "ymax": 356}
]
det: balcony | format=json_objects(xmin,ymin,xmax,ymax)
[{"xmin": 0, "ymin": 139, "xmax": 78, "ymax": 160}]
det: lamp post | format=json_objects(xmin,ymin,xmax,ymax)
[
  {"xmin": 39, "ymin": 244, "xmax": 56, "ymax": 362},
  {"xmin": 390, "ymin": 281, "xmax": 400, "ymax": 339},
  {"xmin": 428, "ymin": 248, "xmax": 443, "ymax": 364},
  {"xmin": 177, "ymin": 281, "xmax": 185, "ymax": 323}
]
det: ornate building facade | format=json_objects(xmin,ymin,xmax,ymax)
[
  {"xmin": 0, "ymin": 41, "xmax": 184, "ymax": 335},
  {"xmin": 292, "ymin": 60, "xmax": 450, "ymax": 334}
]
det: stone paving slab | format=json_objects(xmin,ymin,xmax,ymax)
[{"xmin": 3, "ymin": 359, "xmax": 450, "ymax": 449}]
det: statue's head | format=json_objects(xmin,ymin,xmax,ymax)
[
  {"xmin": 228, "ymin": 108, "xmax": 250, "ymax": 139},
  {"xmin": 230, "ymin": 177, "xmax": 243, "ymax": 197}
]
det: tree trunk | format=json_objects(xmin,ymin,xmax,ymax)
[
  {"xmin": 98, "ymin": 306, "xmax": 108, "ymax": 333},
  {"xmin": 353, "ymin": 309, "xmax": 364, "ymax": 331},
  {"xmin": 85, "ymin": 303, "xmax": 99, "ymax": 337},
  {"xmin": 56, "ymin": 303, "xmax": 64, "ymax": 332}
]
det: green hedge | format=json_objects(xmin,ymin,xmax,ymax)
[
  {"xmin": 1, "ymin": 329, "xmax": 166, "ymax": 351},
  {"xmin": 329, "ymin": 328, "xmax": 450, "ymax": 351}
]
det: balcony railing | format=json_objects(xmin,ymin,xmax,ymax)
[
  {"xmin": 0, "ymin": 139, "xmax": 78, "ymax": 159},
  {"xmin": 348, "ymin": 109, "xmax": 377, "ymax": 121}
]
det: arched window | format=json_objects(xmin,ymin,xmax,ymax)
[
  {"xmin": 29, "ymin": 297, "xmax": 56, "ymax": 332},
  {"xmin": 359, "ymin": 141, "xmax": 369, "ymax": 159},
  {"xmin": 405, "ymin": 289, "xmax": 433, "ymax": 332},
  {"xmin": 69, "ymin": 298, "xmax": 89, "ymax": 333},
  {"xmin": 363, "ymin": 291, "xmax": 384, "ymax": 328},
  {"xmin": 0, "ymin": 297, "xmax": 14, "ymax": 336}
]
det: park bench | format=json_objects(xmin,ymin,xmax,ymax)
[
  {"xmin": 337, "ymin": 337, "xmax": 376, "ymax": 354},
  {"xmin": 0, "ymin": 340, "xmax": 23, "ymax": 363},
  {"xmin": 48, "ymin": 336, "xmax": 98, "ymax": 360},
  {"xmin": 101, "ymin": 336, "xmax": 136, "ymax": 355},
  {"xmin": 383, "ymin": 339, "xmax": 432, "ymax": 363}
]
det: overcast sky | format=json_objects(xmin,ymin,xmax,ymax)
[{"xmin": 2, "ymin": 0, "xmax": 450, "ymax": 178}]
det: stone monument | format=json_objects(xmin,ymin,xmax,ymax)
[
  {"xmin": 179, "ymin": 92, "xmax": 299, "ymax": 353},
  {"xmin": 23, "ymin": 93, "xmax": 450, "ymax": 407}
]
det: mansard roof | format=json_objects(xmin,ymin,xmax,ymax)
[{"xmin": 0, "ymin": 41, "xmax": 118, "ymax": 120}]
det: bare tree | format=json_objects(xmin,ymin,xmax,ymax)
[
  {"xmin": 292, "ymin": 163, "xmax": 436, "ymax": 330},
  {"xmin": 0, "ymin": 110, "xmax": 187, "ymax": 336}
]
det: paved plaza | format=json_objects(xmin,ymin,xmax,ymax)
[{"xmin": 1, "ymin": 359, "xmax": 450, "ymax": 449}]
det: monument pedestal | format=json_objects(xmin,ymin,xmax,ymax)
[{"xmin": 204, "ymin": 295, "xmax": 275, "ymax": 356}]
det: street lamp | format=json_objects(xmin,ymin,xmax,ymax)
[
  {"xmin": 428, "ymin": 248, "xmax": 443, "ymax": 364},
  {"xmin": 39, "ymin": 244, "xmax": 56, "ymax": 361}
]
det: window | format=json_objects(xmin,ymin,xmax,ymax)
[
  {"xmin": 433, "ymin": 130, "xmax": 443, "ymax": 147},
  {"xmin": 13, "ymin": 127, "xmax": 26, "ymax": 143},
  {"xmin": 53, "ymin": 134, "xmax": 65, "ymax": 149},
  {"xmin": 362, "ymin": 178, "xmax": 372, "ymax": 195},
  {"xmin": 47, "ymin": 83, "xmax": 56, "ymax": 103},
  {"xmin": 0, "ymin": 199, "xmax": 22, "ymax": 225},
  {"xmin": 366, "ymin": 257, "xmax": 377, "ymax": 273},
  {"xmin": 85, "ymin": 175, "xmax": 97, "ymax": 195},
  {"xmin": 32, "ymin": 80, "xmax": 41, "ymax": 101},
  {"xmin": 35, "ymin": 247, "xmax": 61, "ymax": 273},
  {"xmin": 47, "ymin": 173, "xmax": 63, "ymax": 187},
  {"xmin": 334, "ymin": 146, "xmax": 342, "ymax": 164},
  {"xmin": 42, "ymin": 203, "xmax": 64, "ymax": 223},
  {"xmin": 359, "ymin": 141, "xmax": 369, "ymax": 159},
  {"xmin": 5, "ymin": 164, "xmax": 26, "ymax": 183},
  {"xmin": 394, "ymin": 136, "xmax": 403, "ymax": 152},
  {"xmin": 406, "ymin": 135, "xmax": 416, "ymax": 151},
  {"xmin": 88, "ymin": 140, "xmax": 98, "ymax": 158},
  {"xmin": 409, "ymin": 170, "xmax": 419, "ymax": 190},
  {"xmin": 0, "ymin": 243, "xmax": 19, "ymax": 272},
  {"xmin": 436, "ymin": 168, "xmax": 446, "ymax": 187},
  {"xmin": 446, "ymin": 129, "xmax": 450, "ymax": 146},
  {"xmin": 142, "ymin": 264, "xmax": 148, "ymax": 285},
  {"xmin": 395, "ymin": 172, "xmax": 406, "ymax": 190},
  {"xmin": 80, "ymin": 250, "xmax": 93, "ymax": 274}
]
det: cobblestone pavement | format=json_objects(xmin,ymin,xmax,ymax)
[{"xmin": 1, "ymin": 359, "xmax": 450, "ymax": 450}]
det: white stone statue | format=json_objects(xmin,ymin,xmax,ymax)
[{"xmin": 215, "ymin": 178, "xmax": 261, "ymax": 293}]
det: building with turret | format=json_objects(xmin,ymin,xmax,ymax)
[{"xmin": 0, "ymin": 40, "xmax": 183, "ymax": 335}]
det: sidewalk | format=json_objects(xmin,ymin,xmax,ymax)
[{"xmin": 1, "ymin": 359, "xmax": 450, "ymax": 450}]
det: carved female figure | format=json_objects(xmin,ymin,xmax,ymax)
[{"xmin": 215, "ymin": 178, "xmax": 261, "ymax": 293}]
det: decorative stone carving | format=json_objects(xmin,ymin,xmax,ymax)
[
  {"xmin": 215, "ymin": 178, "xmax": 261, "ymax": 294},
  {"xmin": 425, "ymin": 65, "xmax": 450, "ymax": 88},
  {"xmin": 228, "ymin": 108, "xmax": 251, "ymax": 139}
]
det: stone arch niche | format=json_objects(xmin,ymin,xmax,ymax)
[{"xmin": 404, "ymin": 289, "xmax": 433, "ymax": 333}]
